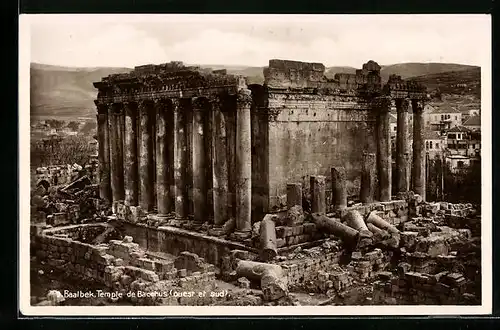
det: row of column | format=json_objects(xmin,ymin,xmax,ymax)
[
  {"xmin": 376, "ymin": 97, "xmax": 426, "ymax": 202},
  {"xmin": 96, "ymin": 89, "xmax": 253, "ymax": 235}
]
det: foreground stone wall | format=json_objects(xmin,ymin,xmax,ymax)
[
  {"xmin": 31, "ymin": 223, "xmax": 219, "ymax": 306},
  {"xmin": 119, "ymin": 222, "xmax": 257, "ymax": 268}
]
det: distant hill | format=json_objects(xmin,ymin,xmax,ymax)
[
  {"xmin": 30, "ymin": 62, "xmax": 479, "ymax": 120},
  {"xmin": 30, "ymin": 64, "xmax": 131, "ymax": 119},
  {"xmin": 325, "ymin": 62, "xmax": 477, "ymax": 83},
  {"xmin": 409, "ymin": 67, "xmax": 481, "ymax": 98}
]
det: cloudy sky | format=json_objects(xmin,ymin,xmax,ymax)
[{"xmin": 26, "ymin": 14, "xmax": 490, "ymax": 68}]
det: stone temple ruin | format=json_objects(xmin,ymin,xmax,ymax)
[{"xmin": 30, "ymin": 59, "xmax": 481, "ymax": 306}]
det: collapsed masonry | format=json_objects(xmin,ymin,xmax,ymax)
[{"xmin": 29, "ymin": 59, "xmax": 480, "ymax": 306}]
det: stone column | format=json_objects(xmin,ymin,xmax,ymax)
[
  {"xmin": 107, "ymin": 103, "xmax": 123, "ymax": 203},
  {"xmin": 331, "ymin": 167, "xmax": 347, "ymax": 211},
  {"xmin": 117, "ymin": 108, "xmax": 125, "ymax": 201},
  {"xmin": 138, "ymin": 100, "xmax": 154, "ymax": 212},
  {"xmin": 310, "ymin": 175, "xmax": 326, "ymax": 214},
  {"xmin": 360, "ymin": 152, "xmax": 376, "ymax": 203},
  {"xmin": 96, "ymin": 104, "xmax": 111, "ymax": 204},
  {"xmin": 173, "ymin": 98, "xmax": 188, "ymax": 219},
  {"xmin": 155, "ymin": 99, "xmax": 171, "ymax": 216},
  {"xmin": 123, "ymin": 101, "xmax": 138, "ymax": 206},
  {"xmin": 287, "ymin": 183, "xmax": 302, "ymax": 209},
  {"xmin": 412, "ymin": 99, "xmax": 426, "ymax": 201},
  {"xmin": 192, "ymin": 97, "xmax": 207, "ymax": 223},
  {"xmin": 395, "ymin": 98, "xmax": 410, "ymax": 193},
  {"xmin": 235, "ymin": 89, "xmax": 252, "ymax": 236},
  {"xmin": 375, "ymin": 96, "xmax": 392, "ymax": 202},
  {"xmin": 211, "ymin": 96, "xmax": 229, "ymax": 227}
]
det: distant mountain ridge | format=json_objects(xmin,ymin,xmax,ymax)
[{"xmin": 30, "ymin": 62, "xmax": 479, "ymax": 120}]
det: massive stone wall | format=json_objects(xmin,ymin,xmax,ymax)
[{"xmin": 266, "ymin": 96, "xmax": 377, "ymax": 211}]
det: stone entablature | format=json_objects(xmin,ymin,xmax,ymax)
[{"xmin": 94, "ymin": 61, "xmax": 243, "ymax": 104}]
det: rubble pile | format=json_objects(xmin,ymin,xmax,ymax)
[
  {"xmin": 34, "ymin": 162, "xmax": 98, "ymax": 188},
  {"xmin": 31, "ymin": 168, "xmax": 109, "ymax": 226}
]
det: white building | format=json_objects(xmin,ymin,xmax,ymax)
[
  {"xmin": 424, "ymin": 103, "xmax": 462, "ymax": 132},
  {"xmin": 424, "ymin": 130, "xmax": 446, "ymax": 159}
]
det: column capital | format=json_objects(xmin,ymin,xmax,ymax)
[
  {"xmin": 95, "ymin": 101, "xmax": 108, "ymax": 115},
  {"xmin": 236, "ymin": 88, "xmax": 252, "ymax": 107},
  {"xmin": 170, "ymin": 98, "xmax": 181, "ymax": 109},
  {"xmin": 209, "ymin": 94, "xmax": 224, "ymax": 108},
  {"xmin": 137, "ymin": 99, "xmax": 153, "ymax": 115},
  {"xmin": 152, "ymin": 97, "xmax": 168, "ymax": 112},
  {"xmin": 373, "ymin": 96, "xmax": 392, "ymax": 113},
  {"xmin": 123, "ymin": 101, "xmax": 137, "ymax": 116},
  {"xmin": 396, "ymin": 98, "xmax": 411, "ymax": 112},
  {"xmin": 192, "ymin": 96, "xmax": 209, "ymax": 111},
  {"xmin": 109, "ymin": 102, "xmax": 123, "ymax": 115},
  {"xmin": 411, "ymin": 99, "xmax": 426, "ymax": 112}
]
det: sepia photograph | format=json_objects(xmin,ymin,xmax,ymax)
[{"xmin": 19, "ymin": 14, "xmax": 491, "ymax": 315}]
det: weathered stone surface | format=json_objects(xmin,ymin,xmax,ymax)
[
  {"xmin": 366, "ymin": 211, "xmax": 399, "ymax": 234},
  {"xmin": 310, "ymin": 176, "xmax": 326, "ymax": 214},
  {"xmin": 286, "ymin": 183, "xmax": 303, "ymax": 209},
  {"xmin": 342, "ymin": 210, "xmax": 372, "ymax": 237},
  {"xmin": 259, "ymin": 214, "xmax": 278, "ymax": 261},
  {"xmin": 311, "ymin": 213, "xmax": 359, "ymax": 246},
  {"xmin": 284, "ymin": 205, "xmax": 305, "ymax": 226},
  {"xmin": 235, "ymin": 260, "xmax": 288, "ymax": 301}
]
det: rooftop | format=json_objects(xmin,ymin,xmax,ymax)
[
  {"xmin": 428, "ymin": 103, "xmax": 460, "ymax": 114},
  {"xmin": 463, "ymin": 115, "xmax": 481, "ymax": 127},
  {"xmin": 423, "ymin": 130, "xmax": 445, "ymax": 140},
  {"xmin": 446, "ymin": 125, "xmax": 472, "ymax": 133}
]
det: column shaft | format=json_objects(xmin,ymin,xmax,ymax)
[
  {"xmin": 376, "ymin": 97, "xmax": 392, "ymax": 202},
  {"xmin": 192, "ymin": 98, "xmax": 207, "ymax": 222},
  {"xmin": 310, "ymin": 175, "xmax": 326, "ymax": 214},
  {"xmin": 138, "ymin": 100, "xmax": 154, "ymax": 211},
  {"xmin": 412, "ymin": 99, "xmax": 426, "ymax": 200},
  {"xmin": 173, "ymin": 99, "xmax": 188, "ymax": 218},
  {"xmin": 212, "ymin": 97, "xmax": 229, "ymax": 226},
  {"xmin": 155, "ymin": 99, "xmax": 171, "ymax": 215},
  {"xmin": 395, "ymin": 98, "xmax": 410, "ymax": 193},
  {"xmin": 331, "ymin": 167, "xmax": 347, "ymax": 211},
  {"xmin": 117, "ymin": 109, "xmax": 125, "ymax": 201},
  {"xmin": 360, "ymin": 152, "xmax": 376, "ymax": 203},
  {"xmin": 108, "ymin": 103, "xmax": 122, "ymax": 203},
  {"xmin": 96, "ymin": 107, "xmax": 111, "ymax": 204},
  {"xmin": 123, "ymin": 102, "xmax": 138, "ymax": 206},
  {"xmin": 235, "ymin": 89, "xmax": 252, "ymax": 233}
]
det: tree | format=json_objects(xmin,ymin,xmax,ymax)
[
  {"xmin": 46, "ymin": 119, "xmax": 64, "ymax": 129},
  {"xmin": 30, "ymin": 136, "xmax": 95, "ymax": 168},
  {"xmin": 67, "ymin": 121, "xmax": 80, "ymax": 132}
]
